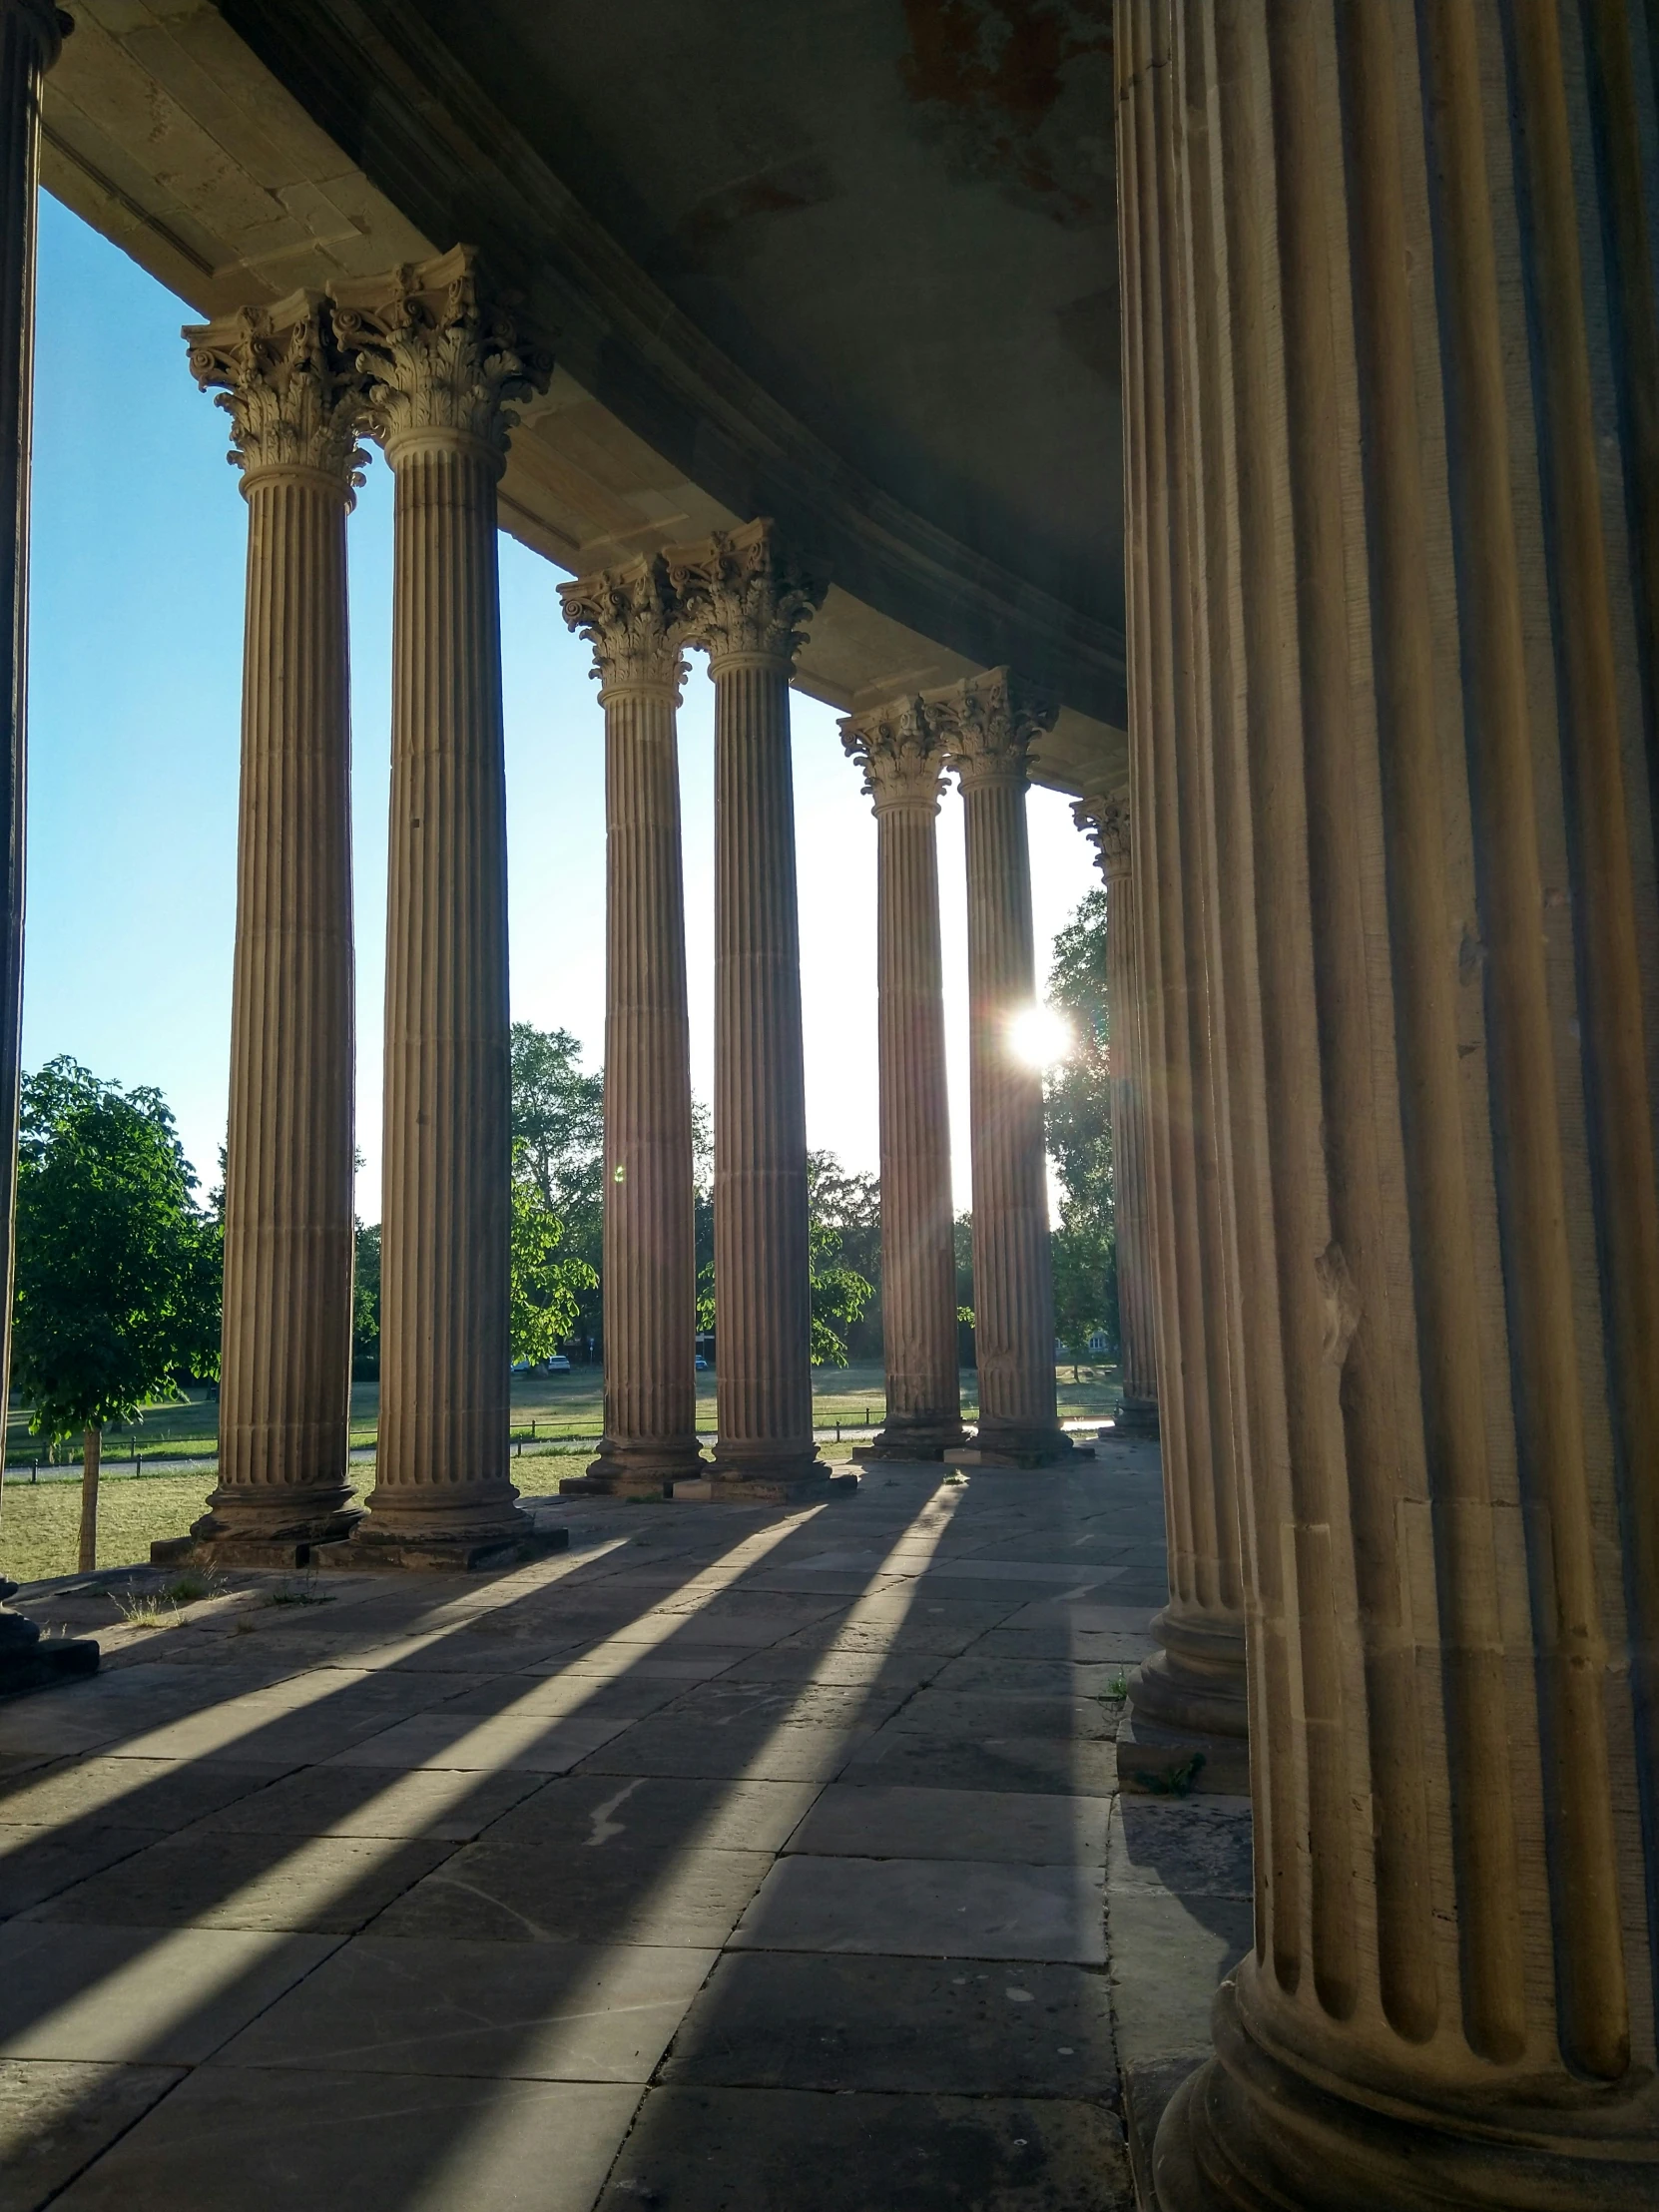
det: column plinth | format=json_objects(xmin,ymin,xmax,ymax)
[
  {"xmin": 328, "ymin": 248, "xmax": 561, "ymax": 1569},
  {"xmin": 937, "ymin": 671, "xmax": 1071, "ymax": 1467},
  {"xmin": 557, "ymin": 555, "xmax": 703, "ymax": 1499},
  {"xmin": 0, "ymin": 0, "xmax": 95, "ymax": 1687},
  {"xmin": 842, "ymin": 699, "xmax": 964, "ymax": 1462},
  {"xmin": 1118, "ymin": 2, "xmax": 1659, "ymax": 2201},
  {"xmin": 666, "ymin": 522, "xmax": 850, "ymax": 1504},
  {"xmin": 165, "ymin": 294, "xmax": 365, "ymax": 1568}
]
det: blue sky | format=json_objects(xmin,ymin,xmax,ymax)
[{"xmin": 25, "ymin": 193, "xmax": 1097, "ymax": 1218}]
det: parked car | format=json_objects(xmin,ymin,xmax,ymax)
[
  {"xmin": 544, "ymin": 1355, "xmax": 572, "ymax": 1374},
  {"xmin": 695, "ymin": 1355, "xmax": 708, "ymax": 1371}
]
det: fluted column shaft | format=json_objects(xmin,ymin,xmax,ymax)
[
  {"xmin": 939, "ymin": 674, "xmax": 1069, "ymax": 1465},
  {"xmin": 667, "ymin": 520, "xmax": 830, "ymax": 1496},
  {"xmin": 1076, "ymin": 792, "xmax": 1158, "ymax": 1425},
  {"xmin": 560, "ymin": 557, "xmax": 701, "ymax": 1494},
  {"xmin": 371, "ymin": 434, "xmax": 515, "ymax": 1533},
  {"xmin": 843, "ymin": 703, "xmax": 963, "ymax": 1458},
  {"xmin": 710, "ymin": 654, "xmax": 816, "ymax": 1477},
  {"xmin": 0, "ymin": 5, "xmax": 57, "ymax": 1374},
  {"xmin": 1119, "ymin": 3, "xmax": 1659, "ymax": 2205},
  {"xmin": 0, "ymin": 0, "xmax": 96, "ymax": 1684},
  {"xmin": 329, "ymin": 250, "xmax": 550, "ymax": 1557},
  {"xmin": 1115, "ymin": 0, "xmax": 1253, "ymax": 1782},
  {"xmin": 209, "ymin": 465, "xmax": 356, "ymax": 1534}
]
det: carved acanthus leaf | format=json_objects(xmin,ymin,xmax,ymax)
[
  {"xmin": 840, "ymin": 696, "xmax": 947, "ymax": 812},
  {"xmin": 558, "ymin": 554, "xmax": 687, "ymax": 696},
  {"xmin": 185, "ymin": 290, "xmax": 366, "ymax": 487},
  {"xmin": 664, "ymin": 518, "xmax": 825, "ymax": 669},
  {"xmin": 931, "ymin": 667, "xmax": 1058, "ymax": 790},
  {"xmin": 328, "ymin": 246, "xmax": 552, "ymax": 465},
  {"xmin": 1073, "ymin": 788, "xmax": 1132, "ymax": 878}
]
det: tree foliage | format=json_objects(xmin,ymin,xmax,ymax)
[
  {"xmin": 510, "ymin": 1022, "xmax": 604, "ymax": 1346},
  {"xmin": 807, "ymin": 1151, "xmax": 876, "ymax": 1367},
  {"xmin": 1043, "ymin": 886, "xmax": 1118, "ymax": 1357},
  {"xmin": 510, "ymin": 1144, "xmax": 598, "ymax": 1365},
  {"xmin": 12, "ymin": 1057, "xmax": 222, "ymax": 1442},
  {"xmin": 352, "ymin": 1222, "xmax": 381, "ymax": 1381}
]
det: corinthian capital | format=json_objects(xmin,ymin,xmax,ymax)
[
  {"xmin": 559, "ymin": 553, "xmax": 687, "ymax": 699},
  {"xmin": 931, "ymin": 667, "xmax": 1058, "ymax": 792},
  {"xmin": 327, "ymin": 246, "xmax": 552, "ymax": 468},
  {"xmin": 185, "ymin": 290, "xmax": 366, "ymax": 491},
  {"xmin": 1073, "ymin": 787, "xmax": 1132, "ymax": 879},
  {"xmin": 663, "ymin": 518, "xmax": 826, "ymax": 670},
  {"xmin": 840, "ymin": 696, "xmax": 947, "ymax": 814}
]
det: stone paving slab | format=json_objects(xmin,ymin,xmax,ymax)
[
  {"xmin": 24, "ymin": 1830, "xmax": 456, "ymax": 1935},
  {"xmin": 0, "ymin": 2058, "xmax": 184, "ymax": 2212},
  {"xmin": 733, "ymin": 1854, "xmax": 1108, "ymax": 1962},
  {"xmin": 484, "ymin": 1772, "xmax": 820, "ymax": 1856},
  {"xmin": 374, "ymin": 1840, "xmax": 774, "ymax": 1948},
  {"xmin": 0, "ymin": 1924, "xmax": 341, "ymax": 2062},
  {"xmin": 660, "ymin": 1950, "xmax": 1117, "ymax": 2095},
  {"xmin": 785, "ymin": 1782, "xmax": 1111, "ymax": 1866},
  {"xmin": 214, "ymin": 1934, "xmax": 719, "ymax": 2081},
  {"xmin": 47, "ymin": 2066, "xmax": 643, "ymax": 2212},
  {"xmin": 593, "ymin": 2085, "xmax": 1133, "ymax": 2211},
  {"xmin": 841, "ymin": 1725, "xmax": 1120, "ymax": 1797}
]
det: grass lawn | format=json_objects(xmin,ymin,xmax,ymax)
[{"xmin": 0, "ymin": 1363, "xmax": 1126, "ymax": 1582}]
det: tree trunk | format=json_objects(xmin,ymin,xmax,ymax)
[{"xmin": 77, "ymin": 1426, "xmax": 99, "ymax": 1574}]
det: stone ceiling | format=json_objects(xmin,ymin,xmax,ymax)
[{"xmin": 41, "ymin": 0, "xmax": 1125, "ymax": 796}]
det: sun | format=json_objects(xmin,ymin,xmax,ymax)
[{"xmin": 1007, "ymin": 1005, "xmax": 1073, "ymax": 1070}]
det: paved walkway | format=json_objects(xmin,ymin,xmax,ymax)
[{"xmin": 0, "ymin": 1442, "xmax": 1247, "ymax": 2211}]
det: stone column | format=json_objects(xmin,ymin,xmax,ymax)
[
  {"xmin": 1073, "ymin": 827, "xmax": 1250, "ymax": 1791},
  {"xmin": 666, "ymin": 519, "xmax": 841, "ymax": 1503},
  {"xmin": 936, "ymin": 669, "xmax": 1070, "ymax": 1466},
  {"xmin": 557, "ymin": 553, "xmax": 702, "ymax": 1497},
  {"xmin": 171, "ymin": 293, "xmax": 363, "ymax": 1566},
  {"xmin": 1119, "ymin": 2, "xmax": 1659, "ymax": 2204},
  {"xmin": 1073, "ymin": 789, "xmax": 1158, "ymax": 1435},
  {"xmin": 0, "ymin": 0, "xmax": 94, "ymax": 1689},
  {"xmin": 328, "ymin": 248, "xmax": 555, "ymax": 1567},
  {"xmin": 841, "ymin": 697, "xmax": 964, "ymax": 1460}
]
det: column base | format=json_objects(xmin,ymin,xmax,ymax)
[
  {"xmin": 1113, "ymin": 1394, "xmax": 1161, "ymax": 1436},
  {"xmin": 952, "ymin": 1423, "xmax": 1089, "ymax": 1467},
  {"xmin": 1129, "ymin": 1605, "xmax": 1251, "ymax": 1734},
  {"xmin": 853, "ymin": 1419, "xmax": 968, "ymax": 1463},
  {"xmin": 321, "ymin": 1519, "xmax": 570, "ymax": 1572},
  {"xmin": 156, "ymin": 1491, "xmax": 365, "ymax": 1572},
  {"xmin": 705, "ymin": 1447, "xmax": 858, "ymax": 1506},
  {"xmin": 561, "ymin": 1439, "xmax": 707, "ymax": 1499},
  {"xmin": 0, "ymin": 1594, "xmax": 99, "ymax": 1698},
  {"xmin": 1156, "ymin": 1975, "xmax": 1659, "ymax": 2212}
]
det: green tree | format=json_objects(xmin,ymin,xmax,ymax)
[
  {"xmin": 510, "ymin": 1144, "xmax": 598, "ymax": 1365},
  {"xmin": 12, "ymin": 1057, "xmax": 222, "ymax": 1566},
  {"xmin": 510, "ymin": 1022, "xmax": 604, "ymax": 1349},
  {"xmin": 1043, "ymin": 886, "xmax": 1117, "ymax": 1363},
  {"xmin": 351, "ymin": 1222, "xmax": 381, "ymax": 1381},
  {"xmin": 807, "ymin": 1151, "xmax": 875, "ymax": 1367}
]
